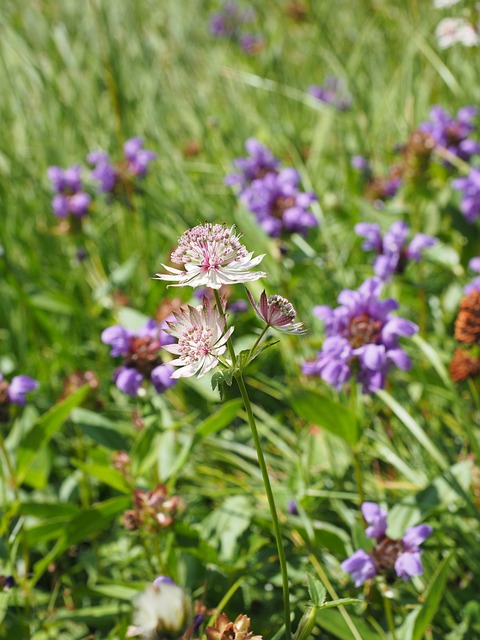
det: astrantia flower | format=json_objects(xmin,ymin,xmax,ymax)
[
  {"xmin": 241, "ymin": 169, "xmax": 317, "ymax": 238},
  {"xmin": 342, "ymin": 502, "xmax": 432, "ymax": 586},
  {"xmin": 435, "ymin": 17, "xmax": 479, "ymax": 49},
  {"xmin": 131, "ymin": 579, "xmax": 191, "ymax": 638},
  {"xmin": 0, "ymin": 373, "xmax": 39, "ymax": 408},
  {"xmin": 303, "ymin": 277, "xmax": 417, "ymax": 393},
  {"xmin": 246, "ymin": 289, "xmax": 307, "ymax": 334},
  {"xmin": 355, "ymin": 221, "xmax": 437, "ymax": 281},
  {"xmin": 163, "ymin": 297, "xmax": 234, "ymax": 378},
  {"xmin": 48, "ymin": 165, "xmax": 91, "ymax": 218},
  {"xmin": 452, "ymin": 168, "xmax": 480, "ymax": 223},
  {"xmin": 155, "ymin": 223, "xmax": 265, "ymax": 289},
  {"xmin": 101, "ymin": 317, "xmax": 176, "ymax": 396}
]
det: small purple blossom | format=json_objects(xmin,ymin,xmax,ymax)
[
  {"xmin": 101, "ymin": 318, "xmax": 176, "ymax": 396},
  {"xmin": 308, "ymin": 77, "xmax": 352, "ymax": 111},
  {"xmin": 0, "ymin": 374, "xmax": 39, "ymax": 407},
  {"xmin": 123, "ymin": 137, "xmax": 156, "ymax": 178},
  {"xmin": 355, "ymin": 221, "xmax": 437, "ymax": 280},
  {"xmin": 209, "ymin": 2, "xmax": 255, "ymax": 42},
  {"xmin": 48, "ymin": 165, "xmax": 91, "ymax": 218},
  {"xmin": 303, "ymin": 277, "xmax": 418, "ymax": 393},
  {"xmin": 241, "ymin": 168, "xmax": 317, "ymax": 238},
  {"xmin": 452, "ymin": 167, "xmax": 480, "ymax": 223},
  {"xmin": 342, "ymin": 502, "xmax": 432, "ymax": 586},
  {"xmin": 419, "ymin": 106, "xmax": 480, "ymax": 163},
  {"xmin": 225, "ymin": 138, "xmax": 280, "ymax": 193},
  {"xmin": 88, "ymin": 138, "xmax": 155, "ymax": 194},
  {"xmin": 465, "ymin": 257, "xmax": 480, "ymax": 293}
]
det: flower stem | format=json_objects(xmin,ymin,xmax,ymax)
[
  {"xmin": 249, "ymin": 325, "xmax": 270, "ymax": 358},
  {"xmin": 213, "ymin": 289, "xmax": 237, "ymax": 367},
  {"xmin": 382, "ymin": 594, "xmax": 397, "ymax": 640},
  {"xmin": 235, "ymin": 372, "xmax": 292, "ymax": 639}
]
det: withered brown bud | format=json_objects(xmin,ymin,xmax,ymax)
[
  {"xmin": 206, "ymin": 613, "xmax": 262, "ymax": 640},
  {"xmin": 454, "ymin": 291, "xmax": 480, "ymax": 344},
  {"xmin": 123, "ymin": 509, "xmax": 141, "ymax": 530},
  {"xmin": 450, "ymin": 348, "xmax": 480, "ymax": 382}
]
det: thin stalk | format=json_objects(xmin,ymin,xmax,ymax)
[
  {"xmin": 213, "ymin": 289, "xmax": 237, "ymax": 367},
  {"xmin": 382, "ymin": 595, "xmax": 397, "ymax": 640},
  {"xmin": 350, "ymin": 381, "xmax": 364, "ymax": 505},
  {"xmin": 235, "ymin": 373, "xmax": 292, "ymax": 639},
  {"xmin": 249, "ymin": 325, "xmax": 269, "ymax": 358}
]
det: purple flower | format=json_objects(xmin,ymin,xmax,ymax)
[
  {"xmin": 465, "ymin": 258, "xmax": 480, "ymax": 293},
  {"xmin": 241, "ymin": 168, "xmax": 317, "ymax": 238},
  {"xmin": 102, "ymin": 318, "xmax": 176, "ymax": 396},
  {"xmin": 355, "ymin": 221, "xmax": 437, "ymax": 281},
  {"xmin": 341, "ymin": 550, "xmax": 377, "ymax": 587},
  {"xmin": 87, "ymin": 151, "xmax": 117, "ymax": 192},
  {"xmin": 209, "ymin": 2, "xmax": 254, "ymax": 40},
  {"xmin": 123, "ymin": 137, "xmax": 156, "ymax": 178},
  {"xmin": 153, "ymin": 576, "xmax": 175, "ymax": 587},
  {"xmin": 225, "ymin": 138, "xmax": 280, "ymax": 193},
  {"xmin": 308, "ymin": 77, "xmax": 352, "ymax": 111},
  {"xmin": 362, "ymin": 502, "xmax": 387, "ymax": 540},
  {"xmin": 342, "ymin": 503, "xmax": 432, "ymax": 586},
  {"xmin": 48, "ymin": 165, "xmax": 91, "ymax": 218},
  {"xmin": 0, "ymin": 374, "xmax": 39, "ymax": 406},
  {"xmin": 452, "ymin": 167, "xmax": 480, "ymax": 223},
  {"xmin": 287, "ymin": 500, "xmax": 299, "ymax": 515},
  {"xmin": 304, "ymin": 277, "xmax": 417, "ymax": 393},
  {"xmin": 419, "ymin": 105, "xmax": 480, "ymax": 163},
  {"xmin": 239, "ymin": 33, "xmax": 263, "ymax": 53}
]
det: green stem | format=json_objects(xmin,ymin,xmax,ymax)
[
  {"xmin": 249, "ymin": 325, "xmax": 270, "ymax": 358},
  {"xmin": 382, "ymin": 595, "xmax": 397, "ymax": 640},
  {"xmin": 235, "ymin": 373, "xmax": 292, "ymax": 639},
  {"xmin": 213, "ymin": 289, "xmax": 237, "ymax": 367}
]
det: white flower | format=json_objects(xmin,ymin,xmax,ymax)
[
  {"xmin": 436, "ymin": 17, "xmax": 480, "ymax": 48},
  {"xmin": 163, "ymin": 297, "xmax": 234, "ymax": 378},
  {"xmin": 433, "ymin": 0, "xmax": 461, "ymax": 8},
  {"xmin": 132, "ymin": 581, "xmax": 191, "ymax": 638},
  {"xmin": 155, "ymin": 223, "xmax": 266, "ymax": 289}
]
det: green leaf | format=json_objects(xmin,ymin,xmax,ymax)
[
  {"xmin": 314, "ymin": 608, "xmax": 378, "ymax": 640},
  {"xmin": 290, "ymin": 387, "xmax": 359, "ymax": 447},
  {"xmin": 307, "ymin": 574, "xmax": 326, "ymax": 606},
  {"xmin": 16, "ymin": 385, "xmax": 91, "ymax": 483},
  {"xmin": 71, "ymin": 459, "xmax": 131, "ymax": 493},
  {"xmin": 195, "ymin": 399, "xmax": 242, "ymax": 439}
]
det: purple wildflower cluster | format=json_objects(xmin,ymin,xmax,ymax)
[
  {"xmin": 48, "ymin": 138, "xmax": 155, "ymax": 220},
  {"xmin": 209, "ymin": 2, "xmax": 262, "ymax": 54},
  {"xmin": 0, "ymin": 373, "xmax": 39, "ymax": 408},
  {"xmin": 88, "ymin": 137, "xmax": 156, "ymax": 194},
  {"xmin": 355, "ymin": 221, "xmax": 437, "ymax": 281},
  {"xmin": 101, "ymin": 318, "xmax": 176, "ymax": 397},
  {"xmin": 308, "ymin": 76, "xmax": 352, "ymax": 111},
  {"xmin": 342, "ymin": 502, "xmax": 432, "ymax": 585},
  {"xmin": 452, "ymin": 168, "xmax": 480, "ymax": 223},
  {"xmin": 303, "ymin": 278, "xmax": 417, "ymax": 393},
  {"xmin": 47, "ymin": 166, "xmax": 91, "ymax": 218},
  {"xmin": 226, "ymin": 139, "xmax": 318, "ymax": 238},
  {"xmin": 419, "ymin": 106, "xmax": 480, "ymax": 163}
]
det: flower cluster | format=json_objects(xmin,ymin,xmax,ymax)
[
  {"xmin": 47, "ymin": 165, "xmax": 91, "ymax": 219},
  {"xmin": 419, "ymin": 106, "xmax": 480, "ymax": 163},
  {"xmin": 206, "ymin": 613, "xmax": 262, "ymax": 640},
  {"xmin": 303, "ymin": 278, "xmax": 417, "ymax": 393},
  {"xmin": 307, "ymin": 76, "xmax": 352, "ymax": 111},
  {"xmin": 88, "ymin": 137, "xmax": 156, "ymax": 194},
  {"xmin": 352, "ymin": 159, "xmax": 402, "ymax": 208},
  {"xmin": 355, "ymin": 221, "xmax": 437, "ymax": 281},
  {"xmin": 101, "ymin": 318, "xmax": 176, "ymax": 396},
  {"xmin": 435, "ymin": 17, "xmax": 479, "ymax": 49},
  {"xmin": 0, "ymin": 374, "xmax": 39, "ymax": 415},
  {"xmin": 226, "ymin": 140, "xmax": 318, "ymax": 238},
  {"xmin": 209, "ymin": 2, "xmax": 262, "ymax": 53},
  {"xmin": 341, "ymin": 502, "xmax": 432, "ymax": 586},
  {"xmin": 450, "ymin": 289, "xmax": 480, "ymax": 382},
  {"xmin": 122, "ymin": 484, "xmax": 184, "ymax": 531}
]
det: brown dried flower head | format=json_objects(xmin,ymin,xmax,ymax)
[
  {"xmin": 454, "ymin": 290, "xmax": 480, "ymax": 344},
  {"xmin": 450, "ymin": 348, "xmax": 480, "ymax": 382},
  {"xmin": 205, "ymin": 613, "xmax": 262, "ymax": 640}
]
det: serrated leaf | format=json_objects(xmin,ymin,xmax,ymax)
[{"xmin": 307, "ymin": 574, "xmax": 327, "ymax": 606}]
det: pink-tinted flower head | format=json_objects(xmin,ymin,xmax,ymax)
[
  {"xmin": 163, "ymin": 297, "xmax": 234, "ymax": 378},
  {"xmin": 155, "ymin": 223, "xmax": 266, "ymax": 289},
  {"xmin": 246, "ymin": 289, "xmax": 306, "ymax": 334}
]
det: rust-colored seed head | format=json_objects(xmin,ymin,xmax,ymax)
[
  {"xmin": 205, "ymin": 613, "xmax": 262, "ymax": 640},
  {"xmin": 454, "ymin": 291, "xmax": 480, "ymax": 344},
  {"xmin": 450, "ymin": 348, "xmax": 480, "ymax": 382}
]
